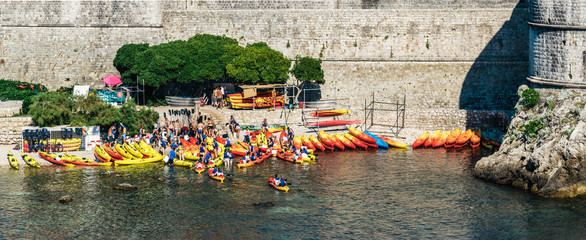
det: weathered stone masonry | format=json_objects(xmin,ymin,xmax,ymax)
[{"xmin": 0, "ymin": 0, "xmax": 528, "ymax": 137}]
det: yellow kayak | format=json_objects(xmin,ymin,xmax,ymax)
[
  {"xmin": 134, "ymin": 142, "xmax": 153, "ymax": 158},
  {"xmin": 21, "ymin": 152, "xmax": 40, "ymax": 168},
  {"xmin": 8, "ymin": 151, "xmax": 19, "ymax": 170},
  {"xmin": 115, "ymin": 143, "xmax": 134, "ymax": 159},
  {"xmin": 207, "ymin": 157, "xmax": 224, "ymax": 168},
  {"xmin": 237, "ymin": 160, "xmax": 255, "ymax": 168},
  {"xmin": 94, "ymin": 145, "xmax": 112, "ymax": 162},
  {"xmin": 124, "ymin": 143, "xmax": 143, "ymax": 158},
  {"xmin": 114, "ymin": 155, "xmax": 164, "ymax": 166},
  {"xmin": 194, "ymin": 162, "xmax": 206, "ymax": 174},
  {"xmin": 173, "ymin": 160, "xmax": 193, "ymax": 168}
]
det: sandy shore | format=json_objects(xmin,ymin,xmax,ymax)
[{"xmin": 0, "ymin": 104, "xmax": 426, "ymax": 168}]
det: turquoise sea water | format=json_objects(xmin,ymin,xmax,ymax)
[{"xmin": 1, "ymin": 148, "xmax": 586, "ymax": 239}]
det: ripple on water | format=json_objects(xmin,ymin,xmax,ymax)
[{"xmin": 1, "ymin": 148, "xmax": 586, "ymax": 238}]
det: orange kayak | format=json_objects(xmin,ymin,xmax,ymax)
[
  {"xmin": 344, "ymin": 133, "xmax": 368, "ymax": 149},
  {"xmin": 424, "ymin": 130, "xmax": 442, "ymax": 148},
  {"xmin": 309, "ymin": 135, "xmax": 326, "ymax": 152},
  {"xmin": 455, "ymin": 129, "xmax": 473, "ymax": 147},
  {"xmin": 318, "ymin": 131, "xmax": 334, "ymax": 147},
  {"xmin": 335, "ymin": 133, "xmax": 356, "ymax": 150},
  {"xmin": 301, "ymin": 136, "xmax": 316, "ymax": 150},
  {"xmin": 310, "ymin": 109, "xmax": 350, "ymax": 117},
  {"xmin": 432, "ymin": 131, "xmax": 451, "ymax": 148},
  {"xmin": 103, "ymin": 145, "xmax": 124, "ymax": 160},
  {"xmin": 378, "ymin": 136, "xmax": 408, "ymax": 149},
  {"xmin": 470, "ymin": 133, "xmax": 481, "ymax": 148},
  {"xmin": 328, "ymin": 134, "xmax": 345, "ymax": 150},
  {"xmin": 292, "ymin": 136, "xmax": 303, "ymax": 149},
  {"xmin": 348, "ymin": 127, "xmax": 376, "ymax": 144},
  {"xmin": 413, "ymin": 132, "xmax": 429, "ymax": 148},
  {"xmin": 444, "ymin": 129, "xmax": 461, "ymax": 148}
]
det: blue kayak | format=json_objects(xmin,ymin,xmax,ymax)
[{"xmin": 363, "ymin": 131, "xmax": 389, "ymax": 149}]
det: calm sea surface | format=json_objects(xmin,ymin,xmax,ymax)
[{"xmin": 1, "ymin": 148, "xmax": 586, "ymax": 239}]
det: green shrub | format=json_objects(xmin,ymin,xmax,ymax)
[
  {"xmin": 522, "ymin": 89, "xmax": 540, "ymax": 109},
  {"xmin": 521, "ymin": 118, "xmax": 545, "ymax": 138},
  {"xmin": 0, "ymin": 79, "xmax": 47, "ymax": 101},
  {"xmin": 29, "ymin": 92, "xmax": 75, "ymax": 127},
  {"xmin": 30, "ymin": 93, "xmax": 159, "ymax": 133}
]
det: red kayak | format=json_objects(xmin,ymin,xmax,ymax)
[
  {"xmin": 327, "ymin": 134, "xmax": 345, "ymax": 150},
  {"xmin": 307, "ymin": 120, "xmax": 361, "ymax": 127},
  {"xmin": 343, "ymin": 133, "xmax": 368, "ymax": 149},
  {"xmin": 348, "ymin": 127, "xmax": 377, "ymax": 144},
  {"xmin": 309, "ymin": 135, "xmax": 326, "ymax": 152},
  {"xmin": 252, "ymin": 152, "xmax": 272, "ymax": 164}
]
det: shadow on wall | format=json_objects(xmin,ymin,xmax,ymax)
[{"xmin": 459, "ymin": 1, "xmax": 529, "ymax": 141}]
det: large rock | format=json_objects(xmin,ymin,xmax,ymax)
[
  {"xmin": 475, "ymin": 88, "xmax": 586, "ymax": 197},
  {"xmin": 113, "ymin": 183, "xmax": 138, "ymax": 191}
]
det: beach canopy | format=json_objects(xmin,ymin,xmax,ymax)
[{"xmin": 102, "ymin": 75, "xmax": 122, "ymax": 86}]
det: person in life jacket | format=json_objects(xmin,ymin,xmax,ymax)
[
  {"xmin": 268, "ymin": 137, "xmax": 274, "ymax": 148},
  {"xmin": 273, "ymin": 174, "xmax": 287, "ymax": 187},
  {"xmin": 224, "ymin": 146, "xmax": 233, "ymax": 168},
  {"xmin": 209, "ymin": 167, "xmax": 221, "ymax": 177},
  {"xmin": 301, "ymin": 146, "xmax": 309, "ymax": 159},
  {"xmin": 248, "ymin": 144, "xmax": 254, "ymax": 154},
  {"xmin": 243, "ymin": 127, "xmax": 250, "ymax": 143},
  {"xmin": 204, "ymin": 151, "xmax": 213, "ymax": 165}
]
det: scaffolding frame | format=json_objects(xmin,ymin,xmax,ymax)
[
  {"xmin": 363, "ymin": 92, "xmax": 406, "ymax": 136},
  {"xmin": 301, "ymin": 88, "xmax": 354, "ymax": 133}
]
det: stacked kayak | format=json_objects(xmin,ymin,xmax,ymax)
[{"xmin": 412, "ymin": 129, "xmax": 489, "ymax": 149}]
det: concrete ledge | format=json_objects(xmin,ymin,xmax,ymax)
[{"xmin": 527, "ymin": 76, "xmax": 586, "ymax": 88}]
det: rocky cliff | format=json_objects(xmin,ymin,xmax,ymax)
[{"xmin": 475, "ymin": 86, "xmax": 586, "ymax": 197}]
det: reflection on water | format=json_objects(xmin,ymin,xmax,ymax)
[{"xmin": 1, "ymin": 148, "xmax": 586, "ymax": 239}]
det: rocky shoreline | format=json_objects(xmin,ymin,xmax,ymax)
[{"xmin": 475, "ymin": 86, "xmax": 586, "ymax": 198}]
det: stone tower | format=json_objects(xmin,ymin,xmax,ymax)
[{"xmin": 528, "ymin": 0, "xmax": 586, "ymax": 87}]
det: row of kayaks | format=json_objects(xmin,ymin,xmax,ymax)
[
  {"xmin": 412, "ymin": 129, "xmax": 498, "ymax": 149},
  {"xmin": 289, "ymin": 127, "xmax": 407, "ymax": 152},
  {"xmin": 7, "ymin": 151, "xmax": 40, "ymax": 169}
]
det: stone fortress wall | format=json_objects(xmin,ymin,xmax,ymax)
[
  {"xmin": 0, "ymin": 0, "xmax": 529, "ymax": 138},
  {"xmin": 527, "ymin": 0, "xmax": 586, "ymax": 87}
]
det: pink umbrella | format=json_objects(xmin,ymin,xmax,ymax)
[{"xmin": 102, "ymin": 75, "xmax": 122, "ymax": 86}]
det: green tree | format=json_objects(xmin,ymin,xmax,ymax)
[
  {"xmin": 291, "ymin": 56, "xmax": 325, "ymax": 101},
  {"xmin": 226, "ymin": 42, "xmax": 291, "ymax": 84},
  {"xmin": 113, "ymin": 43, "xmax": 149, "ymax": 84},
  {"xmin": 185, "ymin": 34, "xmax": 241, "ymax": 84},
  {"xmin": 130, "ymin": 40, "xmax": 188, "ymax": 88}
]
